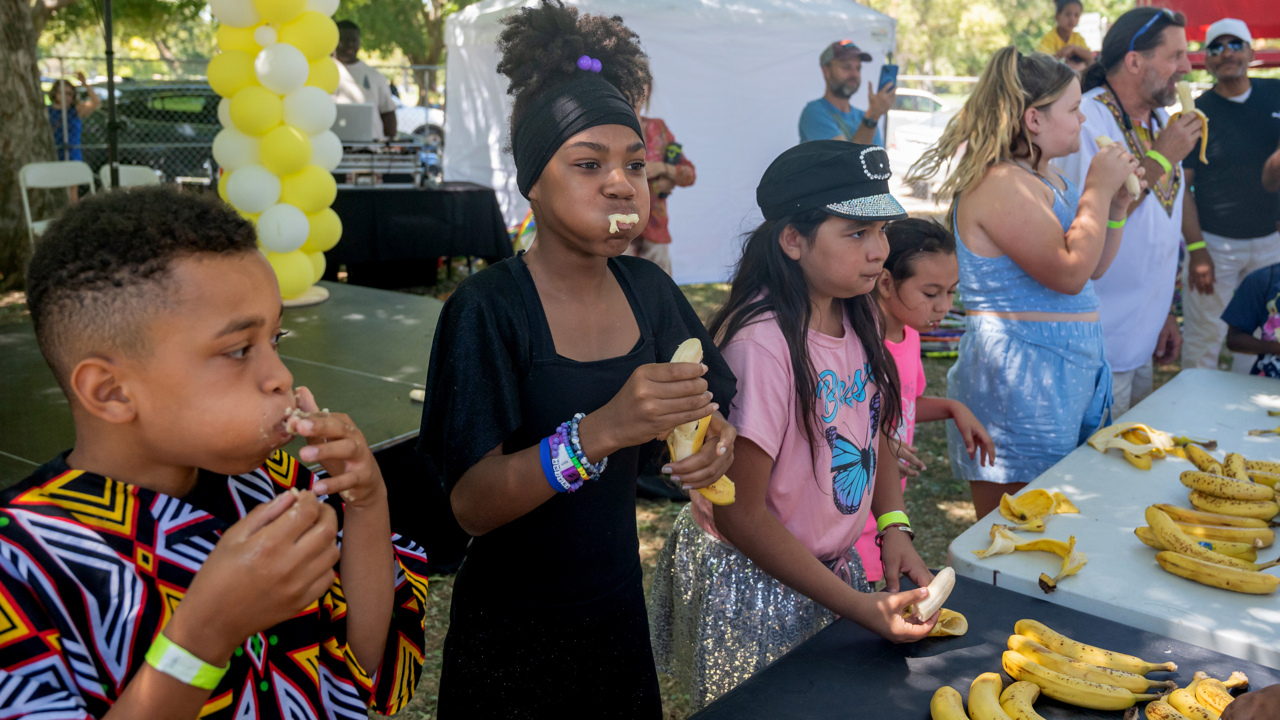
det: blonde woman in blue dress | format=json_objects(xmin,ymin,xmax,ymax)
[{"xmin": 905, "ymin": 47, "xmax": 1144, "ymax": 519}]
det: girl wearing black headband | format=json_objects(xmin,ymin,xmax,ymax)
[{"xmin": 417, "ymin": 2, "xmax": 736, "ymax": 716}]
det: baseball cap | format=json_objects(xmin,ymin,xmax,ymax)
[
  {"xmin": 757, "ymin": 141, "xmax": 907, "ymax": 222},
  {"xmin": 1204, "ymin": 18, "xmax": 1252, "ymax": 47},
  {"xmin": 820, "ymin": 40, "xmax": 873, "ymax": 65}
]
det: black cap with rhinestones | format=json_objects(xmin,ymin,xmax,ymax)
[{"xmin": 757, "ymin": 140, "xmax": 907, "ymax": 222}]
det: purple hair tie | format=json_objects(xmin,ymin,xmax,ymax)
[{"xmin": 577, "ymin": 54, "xmax": 602, "ymax": 73}]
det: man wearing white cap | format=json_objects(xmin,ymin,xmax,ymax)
[{"xmin": 1181, "ymin": 19, "xmax": 1280, "ymax": 371}]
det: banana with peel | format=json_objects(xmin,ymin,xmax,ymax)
[
  {"xmin": 1168, "ymin": 678, "xmax": 1218, "ymax": 720},
  {"xmin": 1174, "ymin": 521, "xmax": 1275, "ymax": 548},
  {"xmin": 1195, "ymin": 671, "xmax": 1249, "ymax": 715},
  {"xmin": 969, "ymin": 672, "xmax": 1016, "ymax": 720},
  {"xmin": 666, "ymin": 339, "xmax": 735, "ymax": 505},
  {"xmin": 999, "ymin": 681, "xmax": 1047, "ymax": 720},
  {"xmin": 1013, "ymin": 619, "xmax": 1177, "ymax": 675},
  {"xmin": 1157, "ymin": 551, "xmax": 1280, "ymax": 594},
  {"xmin": 1006, "ymin": 635, "xmax": 1175, "ymax": 693},
  {"xmin": 1188, "ymin": 490, "xmax": 1279, "ymax": 521},
  {"xmin": 1171, "ymin": 81, "xmax": 1209, "ymax": 164},
  {"xmin": 1133, "ymin": 526, "xmax": 1259, "ymax": 561},
  {"xmin": 1146, "ymin": 700, "xmax": 1195, "ymax": 720},
  {"xmin": 1180, "ymin": 471, "xmax": 1277, "ymax": 502},
  {"xmin": 1001, "ymin": 650, "xmax": 1161, "ymax": 711},
  {"xmin": 930, "ymin": 685, "xmax": 968, "ymax": 720},
  {"xmin": 1154, "ymin": 503, "xmax": 1269, "ymax": 530},
  {"xmin": 1144, "ymin": 507, "xmax": 1269, "ymax": 572}
]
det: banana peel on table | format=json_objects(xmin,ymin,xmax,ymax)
[
  {"xmin": 667, "ymin": 339, "xmax": 735, "ymax": 505},
  {"xmin": 999, "ymin": 488, "xmax": 1079, "ymax": 526},
  {"xmin": 1087, "ymin": 422, "xmax": 1182, "ymax": 469},
  {"xmin": 973, "ymin": 526, "xmax": 1087, "ymax": 593}
]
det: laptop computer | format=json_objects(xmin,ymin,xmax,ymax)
[{"xmin": 332, "ymin": 103, "xmax": 377, "ymax": 142}]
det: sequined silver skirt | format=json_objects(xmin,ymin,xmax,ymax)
[{"xmin": 648, "ymin": 505, "xmax": 871, "ymax": 710}]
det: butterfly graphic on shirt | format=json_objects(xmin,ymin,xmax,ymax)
[{"xmin": 825, "ymin": 392, "xmax": 881, "ymax": 515}]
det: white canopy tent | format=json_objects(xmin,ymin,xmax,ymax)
[{"xmin": 444, "ymin": 0, "xmax": 897, "ymax": 285}]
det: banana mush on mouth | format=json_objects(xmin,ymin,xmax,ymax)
[{"xmin": 607, "ymin": 213, "xmax": 640, "ymax": 234}]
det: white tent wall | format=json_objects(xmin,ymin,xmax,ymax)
[{"xmin": 444, "ymin": 0, "xmax": 896, "ymax": 285}]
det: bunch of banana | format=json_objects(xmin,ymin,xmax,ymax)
[
  {"xmin": 1140, "ymin": 506, "xmax": 1279, "ymax": 593},
  {"xmin": 1087, "ymin": 422, "xmax": 1177, "ymax": 470},
  {"xmin": 666, "ymin": 339, "xmax": 735, "ymax": 505},
  {"xmin": 972, "ymin": 528, "xmax": 1088, "ymax": 593},
  {"xmin": 1170, "ymin": 81, "xmax": 1209, "ymax": 164},
  {"xmin": 1194, "ymin": 671, "xmax": 1250, "ymax": 715},
  {"xmin": 1001, "ymin": 651, "xmax": 1163, "ymax": 711},
  {"xmin": 1013, "ymin": 620, "xmax": 1177, "ymax": 675},
  {"xmin": 1006, "ymin": 635, "xmax": 1176, "ymax": 693},
  {"xmin": 999, "ymin": 489, "xmax": 1079, "ymax": 528}
]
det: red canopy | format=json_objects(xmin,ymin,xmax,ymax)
[{"xmin": 1137, "ymin": 0, "xmax": 1280, "ymax": 41}]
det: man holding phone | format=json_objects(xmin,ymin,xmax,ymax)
[{"xmin": 798, "ymin": 40, "xmax": 896, "ymax": 146}]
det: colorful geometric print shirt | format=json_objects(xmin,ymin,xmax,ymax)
[{"xmin": 0, "ymin": 450, "xmax": 430, "ymax": 719}]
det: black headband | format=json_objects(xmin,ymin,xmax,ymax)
[{"xmin": 512, "ymin": 72, "xmax": 643, "ymax": 198}]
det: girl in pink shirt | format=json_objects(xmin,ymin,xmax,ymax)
[
  {"xmin": 650, "ymin": 142, "xmax": 937, "ymax": 710},
  {"xmin": 856, "ymin": 218, "xmax": 994, "ymax": 581}
]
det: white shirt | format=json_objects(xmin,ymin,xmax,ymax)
[
  {"xmin": 1053, "ymin": 86, "xmax": 1184, "ymax": 372},
  {"xmin": 333, "ymin": 59, "xmax": 397, "ymax": 140}
]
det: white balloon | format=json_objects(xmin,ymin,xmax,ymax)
[
  {"xmin": 225, "ymin": 164, "xmax": 281, "ymax": 214},
  {"xmin": 305, "ymin": 0, "xmax": 339, "ymax": 17},
  {"xmin": 253, "ymin": 25, "xmax": 278, "ymax": 47},
  {"xmin": 217, "ymin": 97, "xmax": 233, "ymax": 128},
  {"xmin": 310, "ymin": 130, "xmax": 343, "ymax": 171},
  {"xmin": 256, "ymin": 203, "xmax": 310, "ymax": 253},
  {"xmin": 254, "ymin": 44, "xmax": 309, "ymax": 95},
  {"xmin": 283, "ymin": 87, "xmax": 337, "ymax": 135},
  {"xmin": 210, "ymin": 0, "xmax": 260, "ymax": 28},
  {"xmin": 212, "ymin": 127, "xmax": 261, "ymax": 170}
]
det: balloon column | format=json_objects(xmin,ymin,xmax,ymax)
[{"xmin": 209, "ymin": 0, "xmax": 345, "ymax": 300}]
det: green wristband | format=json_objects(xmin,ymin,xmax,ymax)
[
  {"xmin": 1145, "ymin": 149, "xmax": 1173, "ymax": 176},
  {"xmin": 1107, "ymin": 218, "xmax": 1126, "ymax": 229},
  {"xmin": 1185, "ymin": 241, "xmax": 1206, "ymax": 252},
  {"xmin": 876, "ymin": 511, "xmax": 912, "ymax": 533},
  {"xmin": 146, "ymin": 632, "xmax": 229, "ymax": 690}
]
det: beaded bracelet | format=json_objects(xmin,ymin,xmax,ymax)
[
  {"xmin": 567, "ymin": 413, "xmax": 609, "ymax": 480},
  {"xmin": 540, "ymin": 436, "xmax": 574, "ymax": 492},
  {"xmin": 539, "ymin": 415, "xmax": 610, "ymax": 493}
]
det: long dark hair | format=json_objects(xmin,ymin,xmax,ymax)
[
  {"xmin": 709, "ymin": 210, "xmax": 902, "ymax": 470},
  {"xmin": 1082, "ymin": 7, "xmax": 1186, "ymax": 92}
]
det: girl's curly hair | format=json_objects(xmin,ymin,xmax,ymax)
[{"xmin": 496, "ymin": 0, "xmax": 650, "ymax": 139}]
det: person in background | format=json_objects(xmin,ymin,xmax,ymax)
[
  {"xmin": 47, "ymin": 72, "xmax": 101, "ymax": 201},
  {"xmin": 333, "ymin": 20, "xmax": 397, "ymax": 140},
  {"xmin": 1222, "ymin": 684, "xmax": 1280, "ymax": 719},
  {"xmin": 1180, "ymin": 19, "xmax": 1280, "ymax": 373},
  {"xmin": 1037, "ymin": 0, "xmax": 1093, "ymax": 74},
  {"xmin": 1055, "ymin": 7, "xmax": 1201, "ymax": 418},
  {"xmin": 798, "ymin": 40, "xmax": 895, "ymax": 146},
  {"xmin": 1222, "ymin": 264, "xmax": 1280, "ymax": 377},
  {"xmin": 627, "ymin": 79, "xmax": 695, "ymax": 276}
]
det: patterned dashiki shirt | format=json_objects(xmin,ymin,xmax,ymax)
[{"xmin": 0, "ymin": 449, "xmax": 430, "ymax": 719}]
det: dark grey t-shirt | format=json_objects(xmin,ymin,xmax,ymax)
[{"xmin": 1184, "ymin": 78, "xmax": 1280, "ymax": 239}]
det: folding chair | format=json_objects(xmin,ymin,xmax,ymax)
[
  {"xmin": 99, "ymin": 164, "xmax": 162, "ymax": 189},
  {"xmin": 19, "ymin": 161, "xmax": 95, "ymax": 249}
]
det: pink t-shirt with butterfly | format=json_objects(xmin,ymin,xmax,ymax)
[{"xmin": 691, "ymin": 310, "xmax": 880, "ymax": 564}]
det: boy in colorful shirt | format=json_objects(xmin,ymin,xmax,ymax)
[
  {"xmin": 1223, "ymin": 264, "xmax": 1280, "ymax": 378},
  {"xmin": 2, "ymin": 186, "xmax": 429, "ymax": 719}
]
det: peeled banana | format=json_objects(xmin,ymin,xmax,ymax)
[
  {"xmin": 1155, "ymin": 503, "xmax": 1270, "ymax": 529},
  {"xmin": 930, "ymin": 685, "xmax": 968, "ymax": 720},
  {"xmin": 1145, "ymin": 506, "xmax": 1259, "ymax": 571},
  {"xmin": 1133, "ymin": 526, "xmax": 1259, "ymax": 561},
  {"xmin": 969, "ymin": 672, "xmax": 1015, "ymax": 720},
  {"xmin": 1172, "ymin": 81, "xmax": 1209, "ymax": 164},
  {"xmin": 1093, "ymin": 137, "xmax": 1142, "ymax": 196},
  {"xmin": 999, "ymin": 681, "xmax": 1046, "ymax": 720},
  {"xmin": 1180, "ymin": 471, "xmax": 1277, "ymax": 502},
  {"xmin": 906, "ymin": 566, "xmax": 955, "ymax": 623},
  {"xmin": 1013, "ymin": 619, "xmax": 1177, "ymax": 675},
  {"xmin": 1001, "ymin": 650, "xmax": 1160, "ymax": 711},
  {"xmin": 1188, "ymin": 490, "xmax": 1279, "ymax": 521},
  {"xmin": 666, "ymin": 339, "xmax": 735, "ymax": 505},
  {"xmin": 1156, "ymin": 550, "xmax": 1280, "ymax": 594},
  {"xmin": 1006, "ymin": 635, "xmax": 1174, "ymax": 693}
]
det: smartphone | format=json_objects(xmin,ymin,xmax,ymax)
[{"xmin": 878, "ymin": 63, "xmax": 899, "ymax": 93}]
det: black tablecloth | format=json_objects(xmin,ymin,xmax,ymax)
[
  {"xmin": 693, "ymin": 575, "xmax": 1280, "ymax": 719},
  {"xmin": 325, "ymin": 183, "xmax": 512, "ymax": 287}
]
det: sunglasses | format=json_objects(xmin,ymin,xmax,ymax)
[
  {"xmin": 1128, "ymin": 8, "xmax": 1176, "ymax": 54},
  {"xmin": 1206, "ymin": 39, "xmax": 1247, "ymax": 57}
]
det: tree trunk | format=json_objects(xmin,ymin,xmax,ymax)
[
  {"xmin": 407, "ymin": 52, "xmax": 430, "ymax": 107},
  {"xmin": 154, "ymin": 35, "xmax": 183, "ymax": 77},
  {"xmin": 2, "ymin": 0, "xmax": 63, "ymax": 289}
]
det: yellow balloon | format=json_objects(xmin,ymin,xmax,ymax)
[
  {"xmin": 300, "ymin": 207, "xmax": 342, "ymax": 253},
  {"xmin": 207, "ymin": 50, "xmax": 257, "ymax": 98},
  {"xmin": 267, "ymin": 250, "xmax": 315, "ymax": 298},
  {"xmin": 260, "ymin": 125, "xmax": 313, "ymax": 176},
  {"xmin": 279, "ymin": 12, "xmax": 339, "ymax": 61},
  {"xmin": 217, "ymin": 170, "xmax": 231, "ymax": 202},
  {"xmin": 229, "ymin": 85, "xmax": 284, "ymax": 136},
  {"xmin": 306, "ymin": 251, "xmax": 327, "ymax": 283},
  {"xmin": 306, "ymin": 57, "xmax": 340, "ymax": 94},
  {"xmin": 280, "ymin": 165, "xmax": 337, "ymax": 214},
  {"xmin": 215, "ymin": 24, "xmax": 260, "ymax": 54},
  {"xmin": 253, "ymin": 0, "xmax": 305, "ymax": 26}
]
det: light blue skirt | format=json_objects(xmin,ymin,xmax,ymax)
[{"xmin": 946, "ymin": 315, "xmax": 1112, "ymax": 485}]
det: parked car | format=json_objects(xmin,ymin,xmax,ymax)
[
  {"xmin": 887, "ymin": 88, "xmax": 949, "ymax": 131},
  {"xmin": 393, "ymin": 96, "xmax": 444, "ymax": 151},
  {"xmin": 887, "ymin": 91, "xmax": 959, "ymax": 199},
  {"xmin": 60, "ymin": 82, "xmax": 222, "ymax": 183}
]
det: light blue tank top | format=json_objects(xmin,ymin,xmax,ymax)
[{"xmin": 953, "ymin": 166, "xmax": 1099, "ymax": 313}]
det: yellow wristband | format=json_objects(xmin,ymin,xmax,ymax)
[
  {"xmin": 145, "ymin": 632, "xmax": 229, "ymax": 690},
  {"xmin": 1145, "ymin": 149, "xmax": 1173, "ymax": 176},
  {"xmin": 1185, "ymin": 241, "xmax": 1206, "ymax": 252},
  {"xmin": 876, "ymin": 511, "xmax": 912, "ymax": 533},
  {"xmin": 1107, "ymin": 218, "xmax": 1126, "ymax": 229}
]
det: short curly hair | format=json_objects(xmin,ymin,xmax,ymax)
[
  {"xmin": 496, "ymin": 0, "xmax": 650, "ymax": 141},
  {"xmin": 26, "ymin": 186, "xmax": 257, "ymax": 391}
]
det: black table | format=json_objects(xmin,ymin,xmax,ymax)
[
  {"xmin": 692, "ymin": 575, "xmax": 1280, "ymax": 719},
  {"xmin": 327, "ymin": 183, "xmax": 512, "ymax": 289}
]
